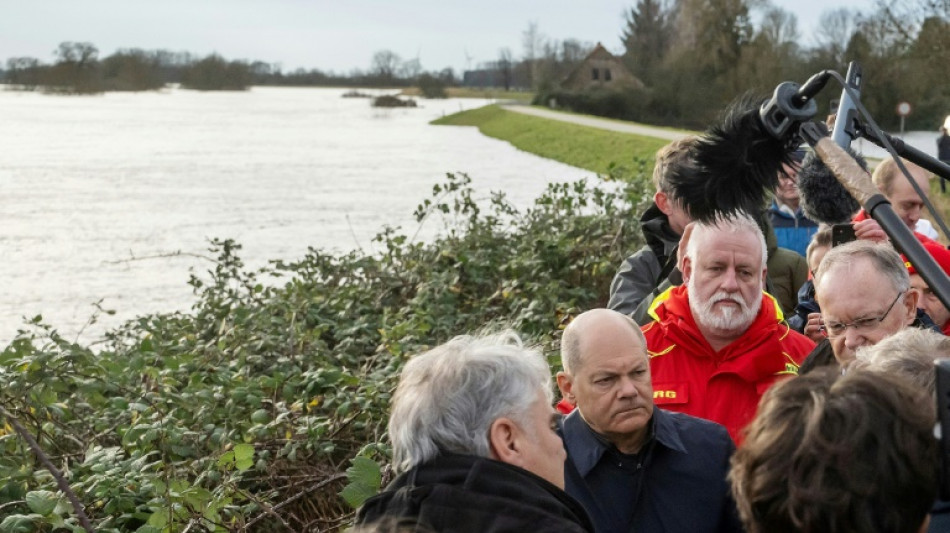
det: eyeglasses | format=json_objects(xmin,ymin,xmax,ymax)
[{"xmin": 820, "ymin": 291, "xmax": 905, "ymax": 338}]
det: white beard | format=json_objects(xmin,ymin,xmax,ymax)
[{"xmin": 688, "ymin": 279, "xmax": 761, "ymax": 336}]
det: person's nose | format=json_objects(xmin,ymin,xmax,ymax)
[
  {"xmin": 843, "ymin": 327, "xmax": 867, "ymax": 351},
  {"xmin": 908, "ymin": 205, "xmax": 922, "ymax": 225},
  {"xmin": 618, "ymin": 376, "xmax": 639, "ymax": 399},
  {"xmin": 721, "ymin": 269, "xmax": 739, "ymax": 291}
]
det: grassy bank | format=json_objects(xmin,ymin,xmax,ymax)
[{"xmin": 432, "ymin": 104, "xmax": 671, "ymax": 176}]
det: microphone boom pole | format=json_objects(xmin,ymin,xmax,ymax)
[
  {"xmin": 858, "ymin": 127, "xmax": 950, "ymax": 184},
  {"xmin": 800, "ymin": 122, "xmax": 950, "ymax": 312}
]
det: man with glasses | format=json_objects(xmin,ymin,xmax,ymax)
[{"xmin": 813, "ymin": 240, "xmax": 918, "ymax": 366}]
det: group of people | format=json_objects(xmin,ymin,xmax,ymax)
[{"xmin": 353, "ymin": 132, "xmax": 950, "ymax": 533}]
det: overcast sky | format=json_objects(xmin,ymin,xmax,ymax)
[{"xmin": 3, "ymin": 0, "xmax": 876, "ymax": 75}]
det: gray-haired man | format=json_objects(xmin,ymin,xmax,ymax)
[{"xmin": 356, "ymin": 332, "xmax": 593, "ymax": 533}]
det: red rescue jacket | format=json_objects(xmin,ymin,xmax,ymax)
[{"xmin": 642, "ymin": 286, "xmax": 814, "ymax": 443}]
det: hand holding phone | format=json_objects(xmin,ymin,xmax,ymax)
[{"xmin": 832, "ymin": 223, "xmax": 856, "ymax": 247}]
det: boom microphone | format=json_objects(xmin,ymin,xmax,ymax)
[
  {"xmin": 797, "ymin": 146, "xmax": 867, "ymax": 224},
  {"xmin": 801, "ymin": 120, "xmax": 950, "ymax": 312},
  {"xmin": 669, "ymin": 71, "xmax": 830, "ymax": 223},
  {"xmin": 670, "ymin": 94, "xmax": 799, "ymax": 223}
]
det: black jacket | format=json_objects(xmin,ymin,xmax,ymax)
[
  {"xmin": 356, "ymin": 453, "xmax": 594, "ymax": 533},
  {"xmin": 608, "ymin": 203, "xmax": 681, "ymax": 324}
]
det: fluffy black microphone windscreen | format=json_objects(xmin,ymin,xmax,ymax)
[
  {"xmin": 666, "ymin": 94, "xmax": 797, "ymax": 223},
  {"xmin": 797, "ymin": 147, "xmax": 867, "ymax": 224}
]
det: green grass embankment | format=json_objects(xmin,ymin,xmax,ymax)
[{"xmin": 432, "ymin": 104, "xmax": 672, "ymax": 175}]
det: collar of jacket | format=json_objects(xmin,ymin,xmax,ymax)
[
  {"xmin": 560, "ymin": 407, "xmax": 685, "ymax": 478},
  {"xmin": 640, "ymin": 202, "xmax": 681, "ymax": 259},
  {"xmin": 644, "ymin": 286, "xmax": 800, "ymax": 381},
  {"xmin": 358, "ymin": 452, "xmax": 594, "ymax": 531}
]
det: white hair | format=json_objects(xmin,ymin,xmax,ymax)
[
  {"xmin": 855, "ymin": 327, "xmax": 950, "ymax": 394},
  {"xmin": 685, "ymin": 212, "xmax": 767, "ymax": 268},
  {"xmin": 388, "ymin": 332, "xmax": 552, "ymax": 473}
]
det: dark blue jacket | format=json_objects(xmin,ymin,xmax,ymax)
[
  {"xmin": 559, "ymin": 407, "xmax": 743, "ymax": 533},
  {"xmin": 767, "ymin": 199, "xmax": 818, "ymax": 257},
  {"xmin": 788, "ymin": 278, "xmax": 819, "ymax": 334}
]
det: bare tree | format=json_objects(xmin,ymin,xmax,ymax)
[
  {"xmin": 497, "ymin": 48, "xmax": 513, "ymax": 91},
  {"xmin": 55, "ymin": 42, "xmax": 98, "ymax": 65},
  {"xmin": 812, "ymin": 8, "xmax": 862, "ymax": 67},
  {"xmin": 371, "ymin": 50, "xmax": 401, "ymax": 85},
  {"xmin": 759, "ymin": 7, "xmax": 799, "ymax": 46},
  {"xmin": 522, "ymin": 21, "xmax": 544, "ymax": 89},
  {"xmin": 398, "ymin": 57, "xmax": 422, "ymax": 81}
]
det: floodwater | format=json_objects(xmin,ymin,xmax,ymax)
[{"xmin": 0, "ymin": 86, "xmax": 593, "ymax": 345}]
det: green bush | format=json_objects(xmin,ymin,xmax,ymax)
[{"xmin": 0, "ymin": 170, "xmax": 650, "ymax": 531}]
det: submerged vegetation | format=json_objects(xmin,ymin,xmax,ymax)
[
  {"xmin": 371, "ymin": 95, "xmax": 417, "ymax": 108},
  {"xmin": 0, "ymin": 165, "xmax": 652, "ymax": 531}
]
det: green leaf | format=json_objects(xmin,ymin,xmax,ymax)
[
  {"xmin": 0, "ymin": 515, "xmax": 37, "ymax": 533},
  {"xmin": 216, "ymin": 450, "xmax": 235, "ymax": 468},
  {"xmin": 339, "ymin": 456, "xmax": 382, "ymax": 509},
  {"xmin": 25, "ymin": 490, "xmax": 58, "ymax": 516},
  {"xmin": 250, "ymin": 409, "xmax": 269, "ymax": 424},
  {"xmin": 143, "ymin": 509, "xmax": 168, "ymax": 530},
  {"xmin": 233, "ymin": 443, "xmax": 255, "ymax": 472}
]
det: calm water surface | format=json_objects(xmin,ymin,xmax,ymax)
[{"xmin": 0, "ymin": 87, "xmax": 592, "ymax": 344}]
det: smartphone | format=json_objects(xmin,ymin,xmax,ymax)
[{"xmin": 832, "ymin": 223, "xmax": 856, "ymax": 247}]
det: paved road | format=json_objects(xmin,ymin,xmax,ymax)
[
  {"xmin": 501, "ymin": 104, "xmax": 693, "ymax": 142},
  {"xmin": 502, "ymin": 104, "xmax": 942, "ymax": 161}
]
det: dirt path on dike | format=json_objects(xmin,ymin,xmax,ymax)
[{"xmin": 500, "ymin": 104, "xmax": 694, "ymax": 142}]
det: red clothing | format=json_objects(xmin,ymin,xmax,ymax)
[
  {"xmin": 642, "ymin": 286, "xmax": 815, "ymax": 443},
  {"xmin": 555, "ymin": 398, "xmax": 575, "ymax": 414}
]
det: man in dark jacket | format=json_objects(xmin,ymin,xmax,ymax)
[
  {"xmin": 356, "ymin": 333, "xmax": 594, "ymax": 533},
  {"xmin": 557, "ymin": 309, "xmax": 743, "ymax": 533},
  {"xmin": 608, "ymin": 137, "xmax": 694, "ymax": 324}
]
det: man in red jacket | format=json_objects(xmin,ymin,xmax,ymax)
[
  {"xmin": 903, "ymin": 241, "xmax": 950, "ymax": 336},
  {"xmin": 642, "ymin": 213, "xmax": 814, "ymax": 443}
]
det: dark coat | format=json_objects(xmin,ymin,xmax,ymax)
[
  {"xmin": 560, "ymin": 408, "xmax": 743, "ymax": 533},
  {"xmin": 356, "ymin": 453, "xmax": 594, "ymax": 533},
  {"xmin": 608, "ymin": 203, "xmax": 681, "ymax": 324}
]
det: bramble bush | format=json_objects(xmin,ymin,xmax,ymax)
[{"xmin": 0, "ymin": 167, "xmax": 651, "ymax": 532}]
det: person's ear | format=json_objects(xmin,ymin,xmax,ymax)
[
  {"xmin": 681, "ymin": 255, "xmax": 693, "ymax": 283},
  {"xmin": 902, "ymin": 289, "xmax": 920, "ymax": 325},
  {"xmin": 488, "ymin": 417, "xmax": 524, "ymax": 467},
  {"xmin": 761, "ymin": 267, "xmax": 768, "ymax": 290},
  {"xmin": 654, "ymin": 191, "xmax": 673, "ymax": 216},
  {"xmin": 556, "ymin": 371, "xmax": 574, "ymax": 403}
]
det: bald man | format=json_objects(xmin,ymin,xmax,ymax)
[{"xmin": 557, "ymin": 309, "xmax": 742, "ymax": 533}]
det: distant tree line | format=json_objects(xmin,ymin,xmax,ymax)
[
  {"xmin": 584, "ymin": 0, "xmax": 950, "ymax": 129},
  {"xmin": 5, "ymin": 0, "xmax": 947, "ymax": 131},
  {"xmin": 0, "ymin": 42, "xmax": 460, "ymax": 94}
]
